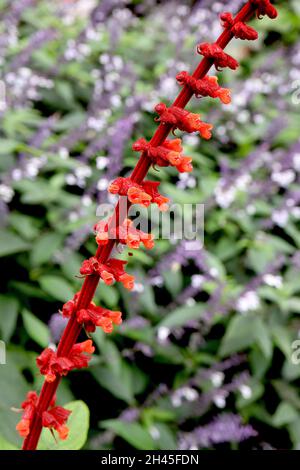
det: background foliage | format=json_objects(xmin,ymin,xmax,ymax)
[{"xmin": 1, "ymin": 0, "xmax": 300, "ymax": 450}]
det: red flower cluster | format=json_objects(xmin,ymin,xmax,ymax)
[
  {"xmin": 108, "ymin": 177, "xmax": 169, "ymax": 211},
  {"xmin": 95, "ymin": 217, "xmax": 155, "ymax": 250},
  {"xmin": 133, "ymin": 137, "xmax": 193, "ymax": 173},
  {"xmin": 80, "ymin": 256, "xmax": 135, "ymax": 290},
  {"xmin": 197, "ymin": 43, "xmax": 239, "ymax": 71},
  {"xmin": 62, "ymin": 293, "xmax": 122, "ymax": 333},
  {"xmin": 176, "ymin": 71, "xmax": 231, "ymax": 104},
  {"xmin": 36, "ymin": 340, "xmax": 94, "ymax": 383},
  {"xmin": 16, "ymin": 391, "xmax": 70, "ymax": 441},
  {"xmin": 155, "ymin": 103, "xmax": 213, "ymax": 139},
  {"xmin": 250, "ymin": 0, "xmax": 278, "ymax": 19},
  {"xmin": 220, "ymin": 12, "xmax": 258, "ymax": 40}
]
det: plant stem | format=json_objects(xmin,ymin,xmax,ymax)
[{"xmin": 22, "ymin": 1, "xmax": 255, "ymax": 450}]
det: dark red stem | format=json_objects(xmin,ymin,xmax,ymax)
[{"xmin": 22, "ymin": 1, "xmax": 255, "ymax": 450}]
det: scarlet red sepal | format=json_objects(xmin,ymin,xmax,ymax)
[
  {"xmin": 249, "ymin": 0, "xmax": 278, "ymax": 19},
  {"xmin": 42, "ymin": 406, "xmax": 71, "ymax": 440},
  {"xmin": 62, "ymin": 293, "xmax": 122, "ymax": 333},
  {"xmin": 154, "ymin": 103, "xmax": 213, "ymax": 139},
  {"xmin": 36, "ymin": 340, "xmax": 94, "ymax": 382},
  {"xmin": 220, "ymin": 12, "xmax": 258, "ymax": 40},
  {"xmin": 80, "ymin": 256, "xmax": 135, "ymax": 290},
  {"xmin": 108, "ymin": 177, "xmax": 169, "ymax": 211},
  {"xmin": 16, "ymin": 391, "xmax": 38, "ymax": 438},
  {"xmin": 197, "ymin": 43, "xmax": 239, "ymax": 71},
  {"xmin": 176, "ymin": 71, "xmax": 231, "ymax": 104},
  {"xmin": 133, "ymin": 137, "xmax": 193, "ymax": 173}
]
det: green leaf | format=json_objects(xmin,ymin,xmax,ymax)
[
  {"xmin": 0, "ymin": 296, "xmax": 18, "ymax": 342},
  {"xmin": 39, "ymin": 275, "xmax": 75, "ymax": 302},
  {"xmin": 0, "ymin": 435, "xmax": 18, "ymax": 450},
  {"xmin": 219, "ymin": 315, "xmax": 272, "ymax": 358},
  {"xmin": 273, "ymin": 402, "xmax": 298, "ymax": 428},
  {"xmin": 101, "ymin": 420, "xmax": 155, "ymax": 450},
  {"xmin": 271, "ymin": 325, "xmax": 293, "ymax": 359},
  {"xmin": 30, "ymin": 232, "xmax": 63, "ymax": 266},
  {"xmin": 38, "ymin": 401, "xmax": 90, "ymax": 450},
  {"xmin": 0, "ymin": 230, "xmax": 29, "ymax": 257},
  {"xmin": 22, "ymin": 309, "xmax": 50, "ymax": 347},
  {"xmin": 158, "ymin": 304, "xmax": 204, "ymax": 329}
]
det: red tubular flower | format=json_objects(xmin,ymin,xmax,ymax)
[
  {"xmin": 133, "ymin": 137, "xmax": 193, "ymax": 172},
  {"xmin": 80, "ymin": 256, "xmax": 135, "ymax": 290},
  {"xmin": 220, "ymin": 12, "xmax": 258, "ymax": 40},
  {"xmin": 176, "ymin": 71, "xmax": 231, "ymax": 104},
  {"xmin": 62, "ymin": 294, "xmax": 122, "ymax": 333},
  {"xmin": 108, "ymin": 176, "xmax": 169, "ymax": 210},
  {"xmin": 16, "ymin": 392, "xmax": 38, "ymax": 438},
  {"xmin": 154, "ymin": 103, "xmax": 213, "ymax": 139},
  {"xmin": 42, "ymin": 406, "xmax": 71, "ymax": 440},
  {"xmin": 249, "ymin": 0, "xmax": 278, "ymax": 19},
  {"xmin": 36, "ymin": 340, "xmax": 94, "ymax": 382},
  {"xmin": 20, "ymin": 1, "xmax": 278, "ymax": 451},
  {"xmin": 197, "ymin": 42, "xmax": 239, "ymax": 71}
]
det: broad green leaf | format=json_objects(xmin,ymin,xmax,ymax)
[
  {"xmin": 158, "ymin": 304, "xmax": 204, "ymax": 329},
  {"xmin": 101, "ymin": 420, "xmax": 155, "ymax": 450},
  {"xmin": 273, "ymin": 402, "xmax": 298, "ymax": 428},
  {"xmin": 30, "ymin": 232, "xmax": 63, "ymax": 266},
  {"xmin": 0, "ymin": 435, "xmax": 18, "ymax": 450},
  {"xmin": 38, "ymin": 401, "xmax": 90, "ymax": 450},
  {"xmin": 22, "ymin": 309, "xmax": 50, "ymax": 347},
  {"xmin": 0, "ymin": 230, "xmax": 29, "ymax": 257},
  {"xmin": 39, "ymin": 275, "xmax": 75, "ymax": 302},
  {"xmin": 0, "ymin": 296, "xmax": 18, "ymax": 342}
]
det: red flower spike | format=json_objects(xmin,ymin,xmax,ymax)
[
  {"xmin": 141, "ymin": 181, "xmax": 169, "ymax": 211},
  {"xmin": 80, "ymin": 256, "xmax": 135, "ymax": 290},
  {"xmin": 220, "ymin": 12, "xmax": 258, "ymax": 41},
  {"xmin": 117, "ymin": 218, "xmax": 155, "ymax": 250},
  {"xmin": 94, "ymin": 219, "xmax": 109, "ymax": 245},
  {"xmin": 154, "ymin": 103, "xmax": 213, "ymax": 139},
  {"xmin": 197, "ymin": 43, "xmax": 239, "ymax": 71},
  {"xmin": 77, "ymin": 304, "xmax": 122, "ymax": 333},
  {"xmin": 250, "ymin": 0, "xmax": 278, "ymax": 19},
  {"xmin": 16, "ymin": 391, "xmax": 39, "ymax": 438},
  {"xmin": 42, "ymin": 406, "xmax": 71, "ymax": 441},
  {"xmin": 176, "ymin": 71, "xmax": 231, "ymax": 104}
]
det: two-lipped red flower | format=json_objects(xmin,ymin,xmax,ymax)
[
  {"xmin": 220, "ymin": 12, "xmax": 258, "ymax": 40},
  {"xmin": 42, "ymin": 406, "xmax": 71, "ymax": 440},
  {"xmin": 16, "ymin": 392, "xmax": 70, "ymax": 441},
  {"xmin": 80, "ymin": 256, "xmax": 135, "ymax": 290},
  {"xmin": 62, "ymin": 293, "xmax": 122, "ymax": 333},
  {"xmin": 36, "ymin": 340, "xmax": 94, "ymax": 383},
  {"xmin": 16, "ymin": 391, "xmax": 39, "ymax": 438},
  {"xmin": 95, "ymin": 217, "xmax": 154, "ymax": 250},
  {"xmin": 108, "ymin": 177, "xmax": 169, "ymax": 211},
  {"xmin": 250, "ymin": 0, "xmax": 278, "ymax": 19},
  {"xmin": 176, "ymin": 71, "xmax": 231, "ymax": 104},
  {"xmin": 154, "ymin": 103, "xmax": 213, "ymax": 139},
  {"xmin": 197, "ymin": 43, "xmax": 239, "ymax": 71},
  {"xmin": 132, "ymin": 137, "xmax": 193, "ymax": 173}
]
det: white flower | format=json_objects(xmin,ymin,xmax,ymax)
[
  {"xmin": 239, "ymin": 384, "xmax": 252, "ymax": 400},
  {"xmin": 96, "ymin": 156, "xmax": 107, "ymax": 170},
  {"xmin": 171, "ymin": 387, "xmax": 198, "ymax": 407},
  {"xmin": 149, "ymin": 426, "xmax": 160, "ymax": 440},
  {"xmin": 214, "ymin": 182, "xmax": 236, "ymax": 208},
  {"xmin": 82, "ymin": 195, "xmax": 92, "ymax": 207},
  {"xmin": 75, "ymin": 166, "xmax": 92, "ymax": 179},
  {"xmin": 65, "ymin": 174, "xmax": 77, "ymax": 185},
  {"xmin": 59, "ymin": 147, "xmax": 69, "ymax": 160},
  {"xmin": 97, "ymin": 178, "xmax": 109, "ymax": 191},
  {"xmin": 293, "ymin": 153, "xmax": 300, "ymax": 171},
  {"xmin": 132, "ymin": 282, "xmax": 144, "ymax": 293},
  {"xmin": 213, "ymin": 392, "xmax": 227, "ymax": 408},
  {"xmin": 236, "ymin": 290, "xmax": 260, "ymax": 313},
  {"xmin": 186, "ymin": 298, "xmax": 196, "ymax": 307},
  {"xmin": 157, "ymin": 326, "xmax": 170, "ymax": 344},
  {"xmin": 11, "ymin": 168, "xmax": 22, "ymax": 181},
  {"xmin": 263, "ymin": 274, "xmax": 282, "ymax": 289},
  {"xmin": 191, "ymin": 274, "xmax": 205, "ymax": 289},
  {"xmin": 210, "ymin": 371, "xmax": 225, "ymax": 388},
  {"xmin": 0, "ymin": 184, "xmax": 14, "ymax": 203},
  {"xmin": 272, "ymin": 209, "xmax": 289, "ymax": 227},
  {"xmin": 292, "ymin": 207, "xmax": 300, "ymax": 219},
  {"xmin": 271, "ymin": 170, "xmax": 296, "ymax": 187},
  {"xmin": 236, "ymin": 174, "xmax": 251, "ymax": 190}
]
